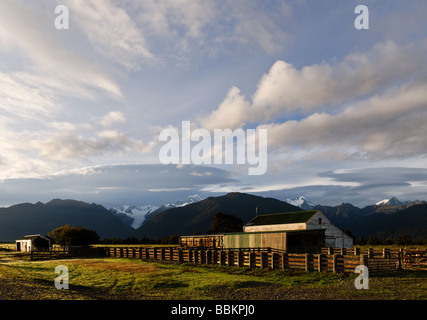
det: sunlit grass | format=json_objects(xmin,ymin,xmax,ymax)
[{"xmin": 0, "ymin": 249, "xmax": 425, "ymax": 300}]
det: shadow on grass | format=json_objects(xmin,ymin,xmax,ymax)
[
  {"xmin": 232, "ymin": 280, "xmax": 274, "ymax": 289},
  {"xmin": 370, "ymin": 269, "xmax": 427, "ymax": 279}
]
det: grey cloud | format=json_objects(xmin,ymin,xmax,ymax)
[
  {"xmin": 263, "ymin": 80, "xmax": 427, "ymax": 161},
  {"xmin": 200, "ymin": 40, "xmax": 427, "ymax": 130},
  {"xmin": 319, "ymin": 167, "xmax": 427, "ymax": 186},
  {"xmin": 0, "ymin": 164, "xmax": 237, "ymax": 207}
]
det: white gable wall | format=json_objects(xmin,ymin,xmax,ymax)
[
  {"xmin": 16, "ymin": 239, "xmax": 32, "ymax": 252},
  {"xmin": 306, "ymin": 211, "xmax": 353, "ymax": 248}
]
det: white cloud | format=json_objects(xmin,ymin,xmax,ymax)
[
  {"xmin": 262, "ymin": 80, "xmax": 427, "ymax": 160},
  {"xmin": 0, "ymin": 0, "xmax": 123, "ymax": 100},
  {"xmin": 64, "ymin": 0, "xmax": 157, "ymax": 70},
  {"xmin": 129, "ymin": 0, "xmax": 287, "ymax": 63},
  {"xmin": 200, "ymin": 86, "xmax": 249, "ymax": 130},
  {"xmin": 32, "ymin": 129, "xmax": 151, "ymax": 163},
  {"xmin": 0, "ymin": 73, "xmax": 60, "ymax": 120},
  {"xmin": 200, "ymin": 41, "xmax": 425, "ymax": 129},
  {"xmin": 101, "ymin": 111, "xmax": 127, "ymax": 127}
]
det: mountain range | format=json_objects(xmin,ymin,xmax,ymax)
[
  {"xmin": 305, "ymin": 196, "xmax": 426, "ymax": 240},
  {"xmin": 132, "ymin": 192, "xmax": 301, "ymax": 239},
  {"xmin": 110, "ymin": 195, "xmax": 202, "ymax": 229},
  {"xmin": 0, "ymin": 193, "xmax": 425, "ymax": 242},
  {"xmin": 0, "ymin": 199, "xmax": 132, "ymax": 242}
]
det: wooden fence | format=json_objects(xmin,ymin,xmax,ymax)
[
  {"xmin": 103, "ymin": 247, "xmax": 412, "ymax": 273},
  {"xmin": 30, "ymin": 246, "xmax": 105, "ymax": 260},
  {"xmin": 26, "ymin": 246, "xmax": 425, "ymax": 271}
]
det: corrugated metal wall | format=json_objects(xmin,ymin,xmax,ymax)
[{"xmin": 224, "ymin": 232, "xmax": 287, "ymax": 251}]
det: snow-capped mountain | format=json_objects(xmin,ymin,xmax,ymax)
[
  {"xmin": 163, "ymin": 194, "xmax": 202, "ymax": 209},
  {"xmin": 110, "ymin": 204, "xmax": 159, "ymax": 229},
  {"xmin": 110, "ymin": 194, "xmax": 203, "ymax": 229},
  {"xmin": 374, "ymin": 196, "xmax": 425, "ymax": 207},
  {"xmin": 375, "ymin": 196, "xmax": 404, "ymax": 206},
  {"xmin": 375, "ymin": 199, "xmax": 390, "ymax": 206},
  {"xmin": 285, "ymin": 196, "xmax": 316, "ymax": 210}
]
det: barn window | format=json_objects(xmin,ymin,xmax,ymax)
[{"xmin": 319, "ymin": 218, "xmax": 322, "ymax": 224}]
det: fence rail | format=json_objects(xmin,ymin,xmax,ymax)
[
  {"xmin": 29, "ymin": 247, "xmax": 105, "ymax": 260},
  {"xmin": 102, "ymin": 246, "xmax": 422, "ymax": 273}
]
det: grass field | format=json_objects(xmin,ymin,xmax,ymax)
[{"xmin": 0, "ymin": 248, "xmax": 425, "ymax": 300}]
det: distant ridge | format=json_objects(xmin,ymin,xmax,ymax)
[
  {"xmin": 0, "ymin": 199, "xmax": 132, "ymax": 242},
  {"xmin": 133, "ymin": 192, "xmax": 302, "ymax": 239},
  {"xmin": 0, "ymin": 193, "xmax": 425, "ymax": 242}
]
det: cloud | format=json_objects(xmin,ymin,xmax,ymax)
[
  {"xmin": 32, "ymin": 129, "xmax": 151, "ymax": 163},
  {"xmin": 200, "ymin": 41, "xmax": 425, "ymax": 129},
  {"xmin": 100, "ymin": 111, "xmax": 127, "ymax": 127},
  {"xmin": 319, "ymin": 167, "xmax": 427, "ymax": 188},
  {"xmin": 64, "ymin": 0, "xmax": 157, "ymax": 70},
  {"xmin": 129, "ymin": 0, "xmax": 287, "ymax": 63},
  {"xmin": 0, "ymin": 73, "xmax": 60, "ymax": 120},
  {"xmin": 197, "ymin": 40, "xmax": 427, "ymax": 163},
  {"xmin": 262, "ymin": 80, "xmax": 427, "ymax": 160},
  {"xmin": 0, "ymin": 164, "xmax": 237, "ymax": 207},
  {"xmin": 0, "ymin": 0, "xmax": 123, "ymax": 101},
  {"xmin": 200, "ymin": 86, "xmax": 249, "ymax": 130}
]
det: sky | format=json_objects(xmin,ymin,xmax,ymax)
[{"xmin": 0, "ymin": 0, "xmax": 426, "ymax": 208}]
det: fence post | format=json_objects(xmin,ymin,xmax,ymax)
[
  {"xmin": 318, "ymin": 254, "xmax": 323, "ymax": 272},
  {"xmin": 332, "ymin": 254, "xmax": 337, "ymax": 274},
  {"xmin": 383, "ymin": 248, "xmax": 390, "ymax": 259},
  {"xmin": 281, "ymin": 253, "xmax": 288, "ymax": 270},
  {"xmin": 160, "ymin": 248, "xmax": 165, "ymax": 261},
  {"xmin": 271, "ymin": 253, "xmax": 276, "ymax": 270},
  {"xmin": 260, "ymin": 252, "xmax": 267, "ymax": 269},
  {"xmin": 360, "ymin": 254, "xmax": 368, "ymax": 268},
  {"xmin": 355, "ymin": 247, "xmax": 360, "ymax": 256},
  {"xmin": 226, "ymin": 251, "xmax": 232, "ymax": 266},
  {"xmin": 249, "ymin": 252, "xmax": 255, "ymax": 268},
  {"xmin": 398, "ymin": 249, "xmax": 403, "ymax": 270},
  {"xmin": 305, "ymin": 254, "xmax": 310, "ymax": 272}
]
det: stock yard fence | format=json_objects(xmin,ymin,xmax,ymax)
[{"xmin": 102, "ymin": 246, "xmax": 421, "ymax": 273}]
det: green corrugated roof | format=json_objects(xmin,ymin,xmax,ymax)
[{"xmin": 245, "ymin": 210, "xmax": 319, "ymax": 226}]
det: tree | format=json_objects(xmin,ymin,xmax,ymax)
[
  {"xmin": 32, "ymin": 236, "xmax": 50, "ymax": 249},
  {"xmin": 48, "ymin": 225, "xmax": 99, "ymax": 247},
  {"xmin": 367, "ymin": 236, "xmax": 380, "ymax": 246},
  {"xmin": 396, "ymin": 234, "xmax": 412, "ymax": 246},
  {"xmin": 207, "ymin": 212, "xmax": 243, "ymax": 234}
]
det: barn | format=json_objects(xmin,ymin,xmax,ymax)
[
  {"xmin": 244, "ymin": 210, "xmax": 353, "ymax": 248},
  {"xmin": 15, "ymin": 234, "xmax": 51, "ymax": 252},
  {"xmin": 179, "ymin": 210, "xmax": 353, "ymax": 252}
]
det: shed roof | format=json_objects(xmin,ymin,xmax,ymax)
[
  {"xmin": 16, "ymin": 234, "xmax": 50, "ymax": 241},
  {"xmin": 245, "ymin": 210, "xmax": 319, "ymax": 227}
]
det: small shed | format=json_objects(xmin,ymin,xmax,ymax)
[{"xmin": 15, "ymin": 234, "xmax": 51, "ymax": 252}]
